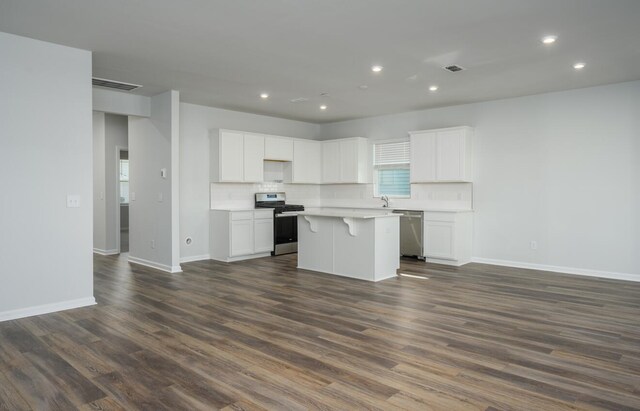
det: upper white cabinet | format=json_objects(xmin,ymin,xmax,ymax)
[
  {"xmin": 264, "ymin": 136, "xmax": 294, "ymax": 161},
  {"xmin": 243, "ymin": 133, "xmax": 265, "ymax": 182},
  {"xmin": 321, "ymin": 141, "xmax": 341, "ymax": 183},
  {"xmin": 291, "ymin": 139, "xmax": 322, "ymax": 184},
  {"xmin": 211, "ymin": 129, "xmax": 370, "ymax": 184},
  {"xmin": 322, "ymin": 137, "xmax": 369, "ymax": 184},
  {"xmin": 214, "ymin": 129, "xmax": 244, "ymax": 182},
  {"xmin": 210, "ymin": 129, "xmax": 264, "ymax": 183},
  {"xmin": 409, "ymin": 126, "xmax": 473, "ymax": 183}
]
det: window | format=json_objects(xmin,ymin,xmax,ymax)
[
  {"xmin": 119, "ymin": 156, "xmax": 129, "ymax": 204},
  {"xmin": 373, "ymin": 140, "xmax": 410, "ymax": 197}
]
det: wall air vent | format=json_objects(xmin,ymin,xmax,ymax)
[
  {"xmin": 443, "ymin": 65, "xmax": 466, "ymax": 73},
  {"xmin": 92, "ymin": 77, "xmax": 142, "ymax": 91}
]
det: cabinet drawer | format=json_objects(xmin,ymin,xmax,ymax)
[
  {"xmin": 253, "ymin": 210, "xmax": 274, "ymax": 220},
  {"xmin": 230, "ymin": 211, "xmax": 254, "ymax": 221}
]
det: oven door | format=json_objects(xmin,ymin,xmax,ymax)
[{"xmin": 273, "ymin": 214, "xmax": 298, "ymax": 255}]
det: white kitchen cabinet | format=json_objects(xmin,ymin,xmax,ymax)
[
  {"xmin": 410, "ymin": 131, "xmax": 437, "ymax": 182},
  {"xmin": 409, "ymin": 126, "xmax": 473, "ymax": 182},
  {"xmin": 210, "ymin": 210, "xmax": 274, "ymax": 262},
  {"xmin": 322, "ymin": 137, "xmax": 369, "ymax": 184},
  {"xmin": 289, "ymin": 139, "xmax": 322, "ymax": 184},
  {"xmin": 243, "ymin": 133, "xmax": 265, "ymax": 182},
  {"xmin": 230, "ymin": 219, "xmax": 254, "ymax": 257},
  {"xmin": 211, "ymin": 129, "xmax": 244, "ymax": 182},
  {"xmin": 322, "ymin": 140, "xmax": 340, "ymax": 183},
  {"xmin": 210, "ymin": 129, "xmax": 265, "ymax": 183},
  {"xmin": 264, "ymin": 136, "xmax": 294, "ymax": 161},
  {"xmin": 253, "ymin": 217, "xmax": 275, "ymax": 253},
  {"xmin": 423, "ymin": 211, "xmax": 472, "ymax": 266}
]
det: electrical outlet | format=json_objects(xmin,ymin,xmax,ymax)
[
  {"xmin": 66, "ymin": 195, "xmax": 80, "ymax": 208},
  {"xmin": 151, "ymin": 240, "xmax": 155, "ymax": 249},
  {"xmin": 530, "ymin": 240, "xmax": 538, "ymax": 250}
]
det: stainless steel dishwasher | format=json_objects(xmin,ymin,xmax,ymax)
[{"xmin": 392, "ymin": 210, "xmax": 424, "ymax": 259}]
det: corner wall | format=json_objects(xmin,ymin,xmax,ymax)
[
  {"xmin": 129, "ymin": 91, "xmax": 181, "ymax": 272},
  {"xmin": 0, "ymin": 32, "xmax": 94, "ymax": 320}
]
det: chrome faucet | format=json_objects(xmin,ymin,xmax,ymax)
[{"xmin": 381, "ymin": 195, "xmax": 389, "ymax": 208}]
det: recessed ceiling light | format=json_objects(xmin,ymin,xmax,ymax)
[
  {"xmin": 429, "ymin": 85, "xmax": 439, "ymax": 92},
  {"xmin": 260, "ymin": 93, "xmax": 269, "ymax": 99},
  {"xmin": 371, "ymin": 65, "xmax": 383, "ymax": 73},
  {"xmin": 573, "ymin": 62, "xmax": 586, "ymax": 70},
  {"xmin": 320, "ymin": 105, "xmax": 327, "ymax": 110},
  {"xmin": 358, "ymin": 85, "xmax": 369, "ymax": 90},
  {"xmin": 541, "ymin": 35, "xmax": 557, "ymax": 45}
]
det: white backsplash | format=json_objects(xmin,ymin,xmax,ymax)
[
  {"xmin": 320, "ymin": 183, "xmax": 473, "ymax": 210},
  {"xmin": 210, "ymin": 183, "xmax": 322, "ymax": 209},
  {"xmin": 211, "ymin": 182, "xmax": 472, "ymax": 210}
]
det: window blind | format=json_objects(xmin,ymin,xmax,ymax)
[{"xmin": 374, "ymin": 140, "xmax": 410, "ymax": 166}]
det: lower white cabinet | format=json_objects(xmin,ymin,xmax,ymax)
[
  {"xmin": 210, "ymin": 210, "xmax": 273, "ymax": 262},
  {"xmin": 253, "ymin": 217, "xmax": 275, "ymax": 253},
  {"xmin": 423, "ymin": 211, "xmax": 473, "ymax": 266}
]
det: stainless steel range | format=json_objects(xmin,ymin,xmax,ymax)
[{"xmin": 255, "ymin": 192, "xmax": 304, "ymax": 255}]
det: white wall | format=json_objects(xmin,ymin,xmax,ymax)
[
  {"xmin": 129, "ymin": 91, "xmax": 181, "ymax": 272},
  {"xmin": 93, "ymin": 88, "xmax": 150, "ymax": 117},
  {"xmin": 93, "ymin": 112, "xmax": 107, "ymax": 252},
  {"xmin": 0, "ymin": 32, "xmax": 94, "ymax": 320},
  {"xmin": 320, "ymin": 81, "xmax": 640, "ymax": 277},
  {"xmin": 180, "ymin": 102, "xmax": 321, "ymax": 262}
]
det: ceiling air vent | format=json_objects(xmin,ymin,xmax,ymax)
[
  {"xmin": 290, "ymin": 97, "xmax": 309, "ymax": 103},
  {"xmin": 443, "ymin": 65, "xmax": 466, "ymax": 73},
  {"xmin": 92, "ymin": 77, "xmax": 142, "ymax": 91}
]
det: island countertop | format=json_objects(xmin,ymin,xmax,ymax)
[{"xmin": 293, "ymin": 209, "xmax": 400, "ymax": 219}]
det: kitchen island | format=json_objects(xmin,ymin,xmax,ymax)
[{"xmin": 295, "ymin": 209, "xmax": 400, "ymax": 282}]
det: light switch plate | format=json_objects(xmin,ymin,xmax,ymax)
[
  {"xmin": 67, "ymin": 195, "xmax": 80, "ymax": 208},
  {"xmin": 131, "ymin": 192, "xmax": 136, "ymax": 201}
]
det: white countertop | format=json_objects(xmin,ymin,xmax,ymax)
[
  {"xmin": 323, "ymin": 206, "xmax": 473, "ymax": 213},
  {"xmin": 295, "ymin": 210, "xmax": 400, "ymax": 219},
  {"xmin": 211, "ymin": 207, "xmax": 265, "ymax": 211}
]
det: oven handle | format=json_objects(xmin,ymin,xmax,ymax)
[{"xmin": 275, "ymin": 213, "xmax": 299, "ymax": 218}]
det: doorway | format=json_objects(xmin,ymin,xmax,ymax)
[{"xmin": 118, "ymin": 149, "xmax": 129, "ymax": 253}]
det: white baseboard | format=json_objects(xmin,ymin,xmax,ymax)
[
  {"xmin": 128, "ymin": 256, "xmax": 183, "ymax": 273},
  {"xmin": 471, "ymin": 257, "xmax": 640, "ymax": 282},
  {"xmin": 180, "ymin": 254, "xmax": 211, "ymax": 263},
  {"xmin": 0, "ymin": 297, "xmax": 96, "ymax": 322},
  {"xmin": 211, "ymin": 252, "xmax": 271, "ymax": 263},
  {"xmin": 93, "ymin": 248, "xmax": 119, "ymax": 256}
]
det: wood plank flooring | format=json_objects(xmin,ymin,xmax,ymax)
[{"xmin": 1, "ymin": 254, "xmax": 640, "ymax": 410}]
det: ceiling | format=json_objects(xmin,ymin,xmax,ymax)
[{"xmin": 1, "ymin": 0, "xmax": 639, "ymax": 123}]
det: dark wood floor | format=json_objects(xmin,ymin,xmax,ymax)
[{"xmin": 1, "ymin": 254, "xmax": 640, "ymax": 410}]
